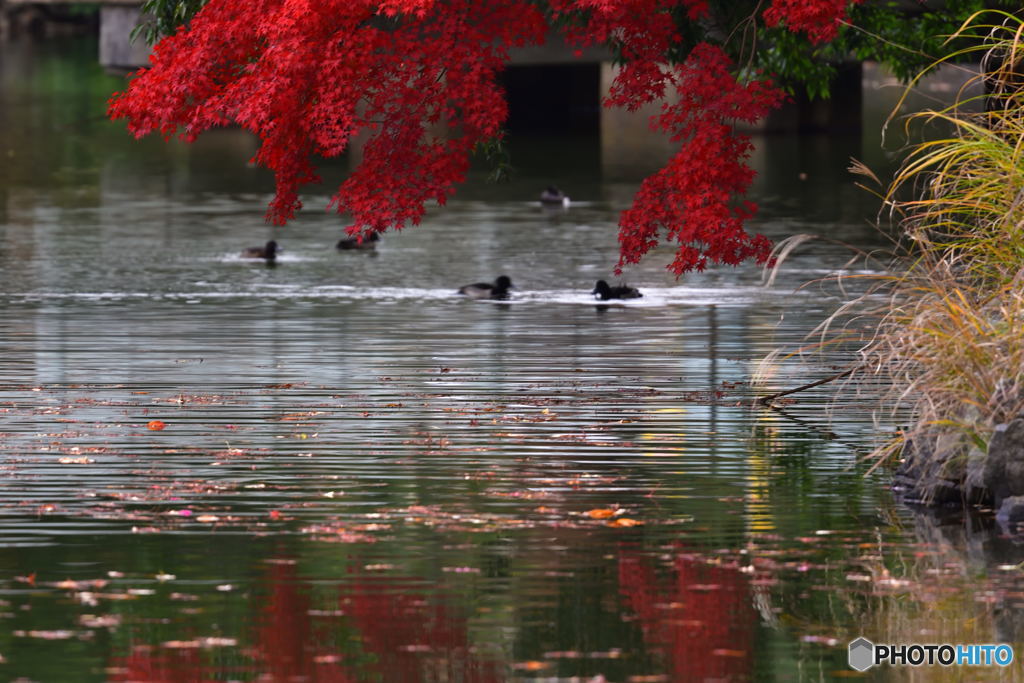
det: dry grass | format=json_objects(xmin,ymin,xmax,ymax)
[{"xmin": 768, "ymin": 11, "xmax": 1024, "ymax": 476}]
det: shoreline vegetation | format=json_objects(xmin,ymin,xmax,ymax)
[{"xmin": 763, "ymin": 10, "xmax": 1024, "ymax": 522}]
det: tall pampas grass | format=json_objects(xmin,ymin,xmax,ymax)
[{"xmin": 766, "ymin": 11, "xmax": 1024, "ymax": 484}]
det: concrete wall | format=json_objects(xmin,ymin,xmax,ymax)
[
  {"xmin": 509, "ymin": 34, "xmax": 611, "ymax": 66},
  {"xmin": 599, "ymin": 63, "xmax": 677, "ymax": 179},
  {"xmin": 99, "ymin": 5, "xmax": 150, "ymax": 70}
]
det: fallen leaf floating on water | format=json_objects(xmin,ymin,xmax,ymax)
[
  {"xmin": 278, "ymin": 411, "xmax": 324, "ymax": 421},
  {"xmin": 159, "ymin": 638, "xmax": 238, "ymax": 649},
  {"xmin": 170, "ymin": 592, "xmax": 199, "ymax": 601},
  {"xmin": 147, "ymin": 420, "xmax": 166, "ymax": 431},
  {"xmin": 585, "ymin": 508, "xmax": 619, "ymax": 519},
  {"xmin": 162, "ymin": 640, "xmax": 200, "ymax": 649},
  {"xmin": 800, "ymin": 635, "xmax": 840, "ymax": 646},
  {"xmin": 76, "ymin": 592, "xmax": 99, "ymax": 607},
  {"xmin": 53, "ymin": 579, "xmax": 108, "ymax": 591},
  {"xmin": 398, "ymin": 644, "xmax": 432, "ymax": 653},
  {"xmin": 607, "ymin": 518, "xmax": 643, "ymax": 528},
  {"xmin": 876, "ymin": 575, "xmax": 912, "ymax": 589},
  {"xmin": 14, "ymin": 630, "xmax": 77, "ymax": 640},
  {"xmin": 79, "ymin": 614, "xmax": 121, "ymax": 629},
  {"xmin": 199, "ymin": 637, "xmax": 238, "ymax": 647}
]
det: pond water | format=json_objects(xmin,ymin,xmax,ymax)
[{"xmin": 1, "ymin": 36, "xmax": 1023, "ymax": 682}]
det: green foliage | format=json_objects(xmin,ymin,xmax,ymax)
[
  {"xmin": 473, "ymin": 136, "xmax": 515, "ymax": 184},
  {"xmin": 66, "ymin": 4, "xmax": 101, "ymax": 18},
  {"xmin": 751, "ymin": 25, "xmax": 841, "ymax": 99},
  {"xmin": 752, "ymin": 0, "xmax": 1015, "ymax": 99},
  {"xmin": 132, "ymin": 0, "xmax": 207, "ymax": 45}
]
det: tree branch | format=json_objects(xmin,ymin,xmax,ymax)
[{"xmin": 755, "ymin": 366, "xmax": 857, "ymax": 406}]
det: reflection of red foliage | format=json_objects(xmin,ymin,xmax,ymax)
[
  {"xmin": 255, "ymin": 561, "xmax": 501, "ymax": 681},
  {"xmin": 619, "ymin": 550, "xmax": 755, "ymax": 681},
  {"xmin": 339, "ymin": 576, "xmax": 502, "ymax": 682},
  {"xmin": 111, "ymin": 648, "xmax": 215, "ymax": 683},
  {"xmin": 111, "ymin": 560, "xmax": 500, "ymax": 682},
  {"xmin": 254, "ymin": 561, "xmax": 356, "ymax": 682}
]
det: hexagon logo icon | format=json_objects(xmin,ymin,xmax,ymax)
[{"xmin": 848, "ymin": 637, "xmax": 875, "ymax": 671}]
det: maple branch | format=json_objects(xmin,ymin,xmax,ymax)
[
  {"xmin": 727, "ymin": 0, "xmax": 765, "ymax": 70},
  {"xmin": 755, "ymin": 366, "xmax": 857, "ymax": 407}
]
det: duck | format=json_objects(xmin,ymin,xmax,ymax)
[
  {"xmin": 540, "ymin": 186, "xmax": 570, "ymax": 207},
  {"xmin": 592, "ymin": 280, "xmax": 642, "ymax": 300},
  {"xmin": 458, "ymin": 275, "xmax": 514, "ymax": 300},
  {"xmin": 241, "ymin": 240, "xmax": 279, "ymax": 261},
  {"xmin": 336, "ymin": 232, "xmax": 380, "ymax": 250}
]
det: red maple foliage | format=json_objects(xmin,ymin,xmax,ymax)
[
  {"xmin": 763, "ymin": 0, "xmax": 855, "ymax": 44},
  {"xmin": 109, "ymin": 0, "xmax": 861, "ymax": 275}
]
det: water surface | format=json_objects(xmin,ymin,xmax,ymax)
[{"xmin": 1, "ymin": 37, "xmax": 1022, "ymax": 682}]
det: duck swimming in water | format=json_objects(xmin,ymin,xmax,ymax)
[
  {"xmin": 241, "ymin": 240, "xmax": 279, "ymax": 261},
  {"xmin": 592, "ymin": 280, "xmax": 642, "ymax": 300},
  {"xmin": 458, "ymin": 275, "xmax": 514, "ymax": 300},
  {"xmin": 336, "ymin": 232, "xmax": 380, "ymax": 250},
  {"xmin": 540, "ymin": 186, "xmax": 570, "ymax": 207}
]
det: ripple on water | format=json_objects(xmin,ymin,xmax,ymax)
[{"xmin": 2, "ymin": 284, "xmax": 821, "ymax": 308}]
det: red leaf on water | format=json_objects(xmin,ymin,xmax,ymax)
[{"xmin": 14, "ymin": 573, "xmax": 36, "ymax": 586}]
